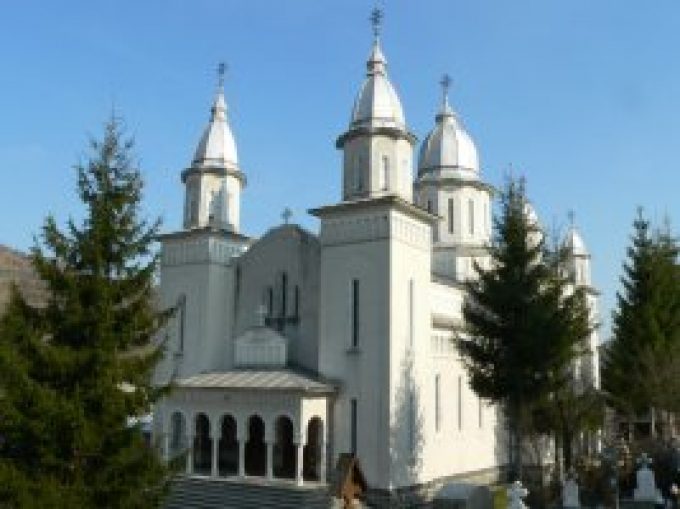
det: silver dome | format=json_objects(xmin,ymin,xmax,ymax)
[
  {"xmin": 192, "ymin": 90, "xmax": 238, "ymax": 167},
  {"xmin": 349, "ymin": 41, "xmax": 406, "ymax": 129},
  {"xmin": 418, "ymin": 96, "xmax": 478, "ymax": 178}
]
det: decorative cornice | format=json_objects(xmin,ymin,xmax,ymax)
[
  {"xmin": 335, "ymin": 125, "xmax": 418, "ymax": 148},
  {"xmin": 181, "ymin": 164, "xmax": 246, "ymax": 186},
  {"xmin": 309, "ymin": 195, "xmax": 438, "ymax": 225},
  {"xmin": 414, "ymin": 175, "xmax": 495, "ymax": 194}
]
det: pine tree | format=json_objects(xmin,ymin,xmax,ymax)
[
  {"xmin": 0, "ymin": 117, "xmax": 170, "ymax": 508},
  {"xmin": 603, "ymin": 211, "xmax": 680, "ymax": 421},
  {"xmin": 457, "ymin": 178, "xmax": 588, "ymax": 480}
]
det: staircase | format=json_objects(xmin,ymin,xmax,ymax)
[{"xmin": 164, "ymin": 476, "xmax": 332, "ymax": 509}]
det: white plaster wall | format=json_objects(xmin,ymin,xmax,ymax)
[
  {"xmin": 317, "ymin": 207, "xmax": 392, "ymax": 489},
  {"xmin": 342, "ymin": 135, "xmax": 413, "ymax": 203},
  {"xmin": 234, "ymin": 225, "xmax": 320, "ymax": 372},
  {"xmin": 154, "ymin": 233, "xmax": 242, "ymax": 382}
]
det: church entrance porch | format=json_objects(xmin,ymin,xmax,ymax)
[{"xmin": 156, "ymin": 369, "xmax": 335, "ymax": 486}]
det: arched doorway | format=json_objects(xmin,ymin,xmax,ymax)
[
  {"xmin": 193, "ymin": 413, "xmax": 212, "ymax": 475},
  {"xmin": 218, "ymin": 415, "xmax": 238, "ymax": 476},
  {"xmin": 244, "ymin": 415, "xmax": 266, "ymax": 476},
  {"xmin": 169, "ymin": 411, "xmax": 187, "ymax": 459},
  {"xmin": 273, "ymin": 415, "xmax": 296, "ymax": 479},
  {"xmin": 303, "ymin": 417, "xmax": 323, "ymax": 481}
]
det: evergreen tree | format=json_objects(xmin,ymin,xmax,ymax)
[
  {"xmin": 457, "ymin": 178, "xmax": 589, "ymax": 480},
  {"xmin": 603, "ymin": 210, "xmax": 680, "ymax": 418},
  {"xmin": 0, "ymin": 117, "xmax": 170, "ymax": 508}
]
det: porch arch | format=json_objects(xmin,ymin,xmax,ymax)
[
  {"xmin": 218, "ymin": 414, "xmax": 239, "ymax": 476},
  {"xmin": 273, "ymin": 415, "xmax": 296, "ymax": 479},
  {"xmin": 193, "ymin": 413, "xmax": 212, "ymax": 475},
  {"xmin": 244, "ymin": 414, "xmax": 266, "ymax": 476},
  {"xmin": 303, "ymin": 416, "xmax": 324, "ymax": 481}
]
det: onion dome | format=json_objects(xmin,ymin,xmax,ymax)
[
  {"xmin": 418, "ymin": 77, "xmax": 479, "ymax": 179},
  {"xmin": 349, "ymin": 40, "xmax": 406, "ymax": 130},
  {"xmin": 192, "ymin": 88, "xmax": 238, "ymax": 168},
  {"xmin": 563, "ymin": 225, "xmax": 589, "ymax": 257}
]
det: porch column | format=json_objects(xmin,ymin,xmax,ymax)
[
  {"xmin": 161, "ymin": 433, "xmax": 170, "ymax": 463},
  {"xmin": 266, "ymin": 441, "xmax": 274, "ymax": 480},
  {"xmin": 211, "ymin": 435, "xmax": 219, "ymax": 477},
  {"xmin": 319, "ymin": 437, "xmax": 327, "ymax": 483},
  {"xmin": 295, "ymin": 442, "xmax": 304, "ymax": 486},
  {"xmin": 237, "ymin": 439, "xmax": 245, "ymax": 477},
  {"xmin": 186, "ymin": 435, "xmax": 194, "ymax": 474}
]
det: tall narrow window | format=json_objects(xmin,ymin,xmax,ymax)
[
  {"xmin": 448, "ymin": 198, "xmax": 454, "ymax": 234},
  {"xmin": 457, "ymin": 376, "xmax": 463, "ymax": 430},
  {"xmin": 267, "ymin": 287, "xmax": 274, "ymax": 316},
  {"xmin": 178, "ymin": 294, "xmax": 186, "ymax": 352},
  {"xmin": 426, "ymin": 199, "xmax": 432, "ymax": 213},
  {"xmin": 350, "ymin": 398, "xmax": 358, "ymax": 455},
  {"xmin": 408, "ymin": 388, "xmax": 416, "ymax": 459},
  {"xmin": 408, "ymin": 279, "xmax": 415, "ymax": 349},
  {"xmin": 281, "ymin": 273, "xmax": 288, "ymax": 317},
  {"xmin": 353, "ymin": 158, "xmax": 362, "ymax": 192},
  {"xmin": 435, "ymin": 374, "xmax": 441, "ymax": 432},
  {"xmin": 478, "ymin": 397, "xmax": 483, "ymax": 428},
  {"xmin": 351, "ymin": 279, "xmax": 360, "ymax": 347},
  {"xmin": 294, "ymin": 285, "xmax": 300, "ymax": 318},
  {"xmin": 468, "ymin": 199, "xmax": 475, "ymax": 235},
  {"xmin": 381, "ymin": 156, "xmax": 390, "ymax": 191}
]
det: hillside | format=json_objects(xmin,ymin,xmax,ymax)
[{"xmin": 0, "ymin": 244, "xmax": 45, "ymax": 313}]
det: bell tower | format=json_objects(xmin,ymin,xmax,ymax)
[
  {"xmin": 336, "ymin": 9, "xmax": 417, "ymax": 203},
  {"xmin": 182, "ymin": 64, "xmax": 246, "ymax": 232}
]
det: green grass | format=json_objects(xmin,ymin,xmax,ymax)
[{"xmin": 493, "ymin": 485, "xmax": 508, "ymax": 509}]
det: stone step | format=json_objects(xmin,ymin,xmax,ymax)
[{"xmin": 165, "ymin": 476, "xmax": 332, "ymax": 509}]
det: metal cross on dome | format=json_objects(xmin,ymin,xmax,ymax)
[
  {"xmin": 370, "ymin": 7, "xmax": 383, "ymax": 39},
  {"xmin": 282, "ymin": 207, "xmax": 293, "ymax": 224},
  {"xmin": 440, "ymin": 73, "xmax": 452, "ymax": 104},
  {"xmin": 568, "ymin": 209, "xmax": 576, "ymax": 227},
  {"xmin": 217, "ymin": 62, "xmax": 227, "ymax": 88}
]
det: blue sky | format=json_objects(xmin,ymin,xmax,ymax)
[{"xmin": 1, "ymin": 1, "xmax": 679, "ymax": 338}]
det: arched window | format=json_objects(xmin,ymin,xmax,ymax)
[
  {"xmin": 177, "ymin": 294, "xmax": 186, "ymax": 353},
  {"xmin": 435, "ymin": 374, "xmax": 441, "ymax": 432},
  {"xmin": 353, "ymin": 157, "xmax": 362, "ymax": 192},
  {"xmin": 448, "ymin": 198, "xmax": 455, "ymax": 234},
  {"xmin": 281, "ymin": 272, "xmax": 288, "ymax": 317},
  {"xmin": 468, "ymin": 199, "xmax": 475, "ymax": 235},
  {"xmin": 381, "ymin": 156, "xmax": 390, "ymax": 191},
  {"xmin": 294, "ymin": 285, "xmax": 300, "ymax": 318}
]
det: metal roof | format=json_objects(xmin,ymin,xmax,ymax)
[{"xmin": 176, "ymin": 369, "xmax": 337, "ymax": 395}]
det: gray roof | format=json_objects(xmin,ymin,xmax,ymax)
[{"xmin": 176, "ymin": 369, "xmax": 336, "ymax": 395}]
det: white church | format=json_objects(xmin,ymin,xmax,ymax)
[{"xmin": 152, "ymin": 13, "xmax": 600, "ymax": 506}]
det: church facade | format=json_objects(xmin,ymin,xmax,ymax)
[{"xmin": 152, "ymin": 18, "xmax": 600, "ymax": 502}]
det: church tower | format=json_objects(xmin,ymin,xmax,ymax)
[
  {"xmin": 563, "ymin": 221, "xmax": 600, "ymax": 389},
  {"xmin": 312, "ymin": 10, "xmax": 436, "ymax": 490},
  {"xmin": 336, "ymin": 10, "xmax": 417, "ymax": 203},
  {"xmin": 182, "ymin": 65, "xmax": 246, "ymax": 232},
  {"xmin": 155, "ymin": 68, "xmax": 250, "ymax": 383},
  {"xmin": 414, "ymin": 78, "xmax": 493, "ymax": 281}
]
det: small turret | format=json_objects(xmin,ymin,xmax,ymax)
[{"xmin": 182, "ymin": 64, "xmax": 246, "ymax": 232}]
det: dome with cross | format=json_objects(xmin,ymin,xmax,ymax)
[{"xmin": 418, "ymin": 75, "xmax": 479, "ymax": 179}]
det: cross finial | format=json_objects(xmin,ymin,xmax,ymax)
[
  {"xmin": 282, "ymin": 207, "xmax": 293, "ymax": 224},
  {"xmin": 370, "ymin": 7, "xmax": 383, "ymax": 40},
  {"xmin": 256, "ymin": 304, "xmax": 268, "ymax": 326},
  {"xmin": 440, "ymin": 73, "xmax": 452, "ymax": 109},
  {"xmin": 217, "ymin": 62, "xmax": 227, "ymax": 89},
  {"xmin": 567, "ymin": 209, "xmax": 575, "ymax": 227}
]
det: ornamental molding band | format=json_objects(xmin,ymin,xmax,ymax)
[
  {"xmin": 162, "ymin": 237, "xmax": 247, "ymax": 267},
  {"xmin": 320, "ymin": 212, "xmax": 430, "ymax": 249}
]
